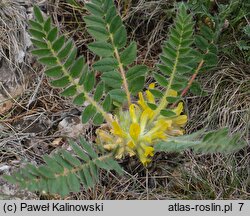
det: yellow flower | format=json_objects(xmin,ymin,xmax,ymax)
[
  {"xmin": 96, "ymin": 129, "xmax": 112, "ymax": 143},
  {"xmin": 103, "ymin": 143, "xmax": 117, "ymax": 151},
  {"xmin": 129, "ymin": 104, "xmax": 137, "ymax": 123},
  {"xmin": 173, "ymin": 102, "xmax": 184, "ymax": 115},
  {"xmin": 137, "ymin": 144, "xmax": 154, "ymax": 166},
  {"xmin": 138, "ymin": 148, "xmax": 151, "ymax": 166},
  {"xmin": 146, "ymin": 83, "xmax": 156, "ymax": 104},
  {"xmin": 149, "ymin": 83, "xmax": 155, "ymax": 89},
  {"xmin": 127, "ymin": 140, "xmax": 136, "ymax": 149},
  {"xmin": 155, "ymin": 119, "xmax": 172, "ymax": 130},
  {"xmin": 129, "ymin": 123, "xmax": 141, "ymax": 140},
  {"xmin": 144, "ymin": 146, "xmax": 154, "ymax": 157},
  {"xmin": 140, "ymin": 108, "xmax": 153, "ymax": 132},
  {"xmin": 96, "ymin": 83, "xmax": 187, "ymax": 167},
  {"xmin": 138, "ymin": 92, "xmax": 148, "ymax": 110},
  {"xmin": 111, "ymin": 121, "xmax": 126, "ymax": 138},
  {"xmin": 167, "ymin": 89, "xmax": 178, "ymax": 97},
  {"xmin": 150, "ymin": 131, "xmax": 166, "ymax": 140},
  {"xmin": 140, "ymin": 156, "xmax": 151, "ymax": 166},
  {"xmin": 146, "ymin": 90, "xmax": 155, "ymax": 104},
  {"xmin": 173, "ymin": 115, "xmax": 188, "ymax": 126}
]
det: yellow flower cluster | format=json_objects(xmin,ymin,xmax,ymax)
[{"xmin": 96, "ymin": 84, "xmax": 187, "ymax": 166}]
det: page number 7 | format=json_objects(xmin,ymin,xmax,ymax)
[{"xmin": 238, "ymin": 203, "xmax": 244, "ymax": 211}]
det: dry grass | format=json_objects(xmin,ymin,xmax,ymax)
[
  {"xmin": 186, "ymin": 62, "xmax": 250, "ymax": 140},
  {"xmin": 0, "ymin": 0, "xmax": 249, "ymax": 200},
  {"xmin": 0, "ymin": 0, "xmax": 32, "ymax": 68}
]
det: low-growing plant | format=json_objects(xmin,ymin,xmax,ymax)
[
  {"xmin": 4, "ymin": 0, "xmax": 246, "ymax": 197},
  {"xmin": 188, "ymin": 0, "xmax": 250, "ymax": 62}
]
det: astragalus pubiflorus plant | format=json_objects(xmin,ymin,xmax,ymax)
[{"xmin": 4, "ymin": 0, "xmax": 246, "ymax": 197}]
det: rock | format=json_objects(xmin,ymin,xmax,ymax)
[
  {"xmin": 0, "ymin": 178, "xmax": 38, "ymax": 200},
  {"xmin": 0, "ymin": 0, "xmax": 36, "ymax": 114},
  {"xmin": 0, "ymin": 164, "xmax": 10, "ymax": 173},
  {"xmin": 58, "ymin": 116, "xmax": 87, "ymax": 138}
]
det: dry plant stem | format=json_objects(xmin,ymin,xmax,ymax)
[
  {"xmin": 122, "ymin": 0, "xmax": 132, "ymax": 18},
  {"xmin": 0, "ymin": 82, "xmax": 28, "ymax": 111},
  {"xmin": 146, "ymin": 168, "xmax": 149, "ymax": 200},
  {"xmin": 47, "ymin": 41, "xmax": 113, "ymax": 124},
  {"xmin": 181, "ymin": 59, "xmax": 204, "ymax": 97},
  {"xmin": 170, "ymin": 59, "xmax": 205, "ymax": 109},
  {"xmin": 0, "ymin": 109, "xmax": 39, "ymax": 123},
  {"xmin": 108, "ymin": 25, "xmax": 132, "ymax": 106}
]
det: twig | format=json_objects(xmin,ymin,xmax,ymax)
[
  {"xmin": 170, "ymin": 59, "xmax": 205, "ymax": 108},
  {"xmin": 146, "ymin": 168, "xmax": 149, "ymax": 200},
  {"xmin": 181, "ymin": 59, "xmax": 205, "ymax": 97},
  {"xmin": 26, "ymin": 72, "xmax": 45, "ymax": 108}
]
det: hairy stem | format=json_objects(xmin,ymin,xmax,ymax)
[
  {"xmin": 31, "ymin": 154, "xmax": 113, "ymax": 184},
  {"xmin": 107, "ymin": 25, "xmax": 132, "ymax": 106},
  {"xmin": 150, "ymin": 36, "xmax": 183, "ymax": 122},
  {"xmin": 169, "ymin": 59, "xmax": 205, "ymax": 109},
  {"xmin": 47, "ymin": 41, "xmax": 113, "ymax": 124},
  {"xmin": 180, "ymin": 59, "xmax": 204, "ymax": 97}
]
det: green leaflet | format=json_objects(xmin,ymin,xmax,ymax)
[
  {"xmin": 85, "ymin": 2, "xmax": 104, "ymax": 17},
  {"xmin": 28, "ymin": 5, "xmax": 112, "ymax": 127},
  {"xmin": 44, "ymin": 17, "xmax": 51, "ymax": 32},
  {"xmin": 195, "ymin": 35, "xmax": 209, "ymax": 51},
  {"xmin": 120, "ymin": 42, "xmax": 137, "ymax": 66},
  {"xmin": 29, "ymin": 29, "xmax": 46, "ymax": 39},
  {"xmin": 155, "ymin": 129, "xmax": 245, "ymax": 153},
  {"xmin": 93, "ymin": 58, "xmax": 118, "ymax": 72},
  {"xmin": 47, "ymin": 27, "xmax": 58, "ymax": 42},
  {"xmin": 84, "ymin": 71, "xmax": 95, "ymax": 91},
  {"xmin": 109, "ymin": 89, "xmax": 126, "ymax": 103},
  {"xmin": 38, "ymin": 56, "xmax": 57, "ymax": 66},
  {"xmin": 67, "ymin": 173, "xmax": 81, "ymax": 192},
  {"xmin": 58, "ymin": 40, "xmax": 74, "ymax": 60},
  {"xmin": 94, "ymin": 82, "xmax": 104, "ymax": 101},
  {"xmin": 29, "ymin": 20, "xmax": 43, "ymax": 31},
  {"xmin": 149, "ymin": 89, "xmax": 164, "ymax": 98},
  {"xmin": 84, "ymin": 15, "xmax": 105, "ymax": 27},
  {"xmin": 69, "ymin": 57, "xmax": 85, "ymax": 78},
  {"xmin": 88, "ymin": 41, "xmax": 114, "ymax": 57},
  {"xmin": 31, "ymin": 39, "xmax": 47, "ymax": 48},
  {"xmin": 153, "ymin": 73, "xmax": 168, "ymax": 87},
  {"xmin": 126, "ymin": 65, "xmax": 148, "ymax": 80},
  {"xmin": 33, "ymin": 6, "xmax": 44, "ymax": 23},
  {"xmin": 60, "ymin": 85, "xmax": 77, "ymax": 97},
  {"xmin": 109, "ymin": 15, "xmax": 123, "ymax": 33},
  {"xmin": 52, "ymin": 35, "xmax": 65, "ymax": 52},
  {"xmin": 160, "ymin": 109, "xmax": 176, "ymax": 117},
  {"xmin": 79, "ymin": 138, "xmax": 98, "ymax": 158},
  {"xmin": 50, "ymin": 76, "xmax": 70, "ymax": 88},
  {"xmin": 4, "ymin": 139, "xmax": 123, "ymax": 197},
  {"xmin": 31, "ymin": 49, "xmax": 51, "ymax": 56},
  {"xmin": 102, "ymin": 71, "xmax": 122, "ymax": 89},
  {"xmin": 73, "ymin": 93, "xmax": 85, "ymax": 105},
  {"xmin": 84, "ymin": 0, "xmax": 146, "ymax": 106},
  {"xmin": 93, "ymin": 112, "xmax": 104, "ymax": 125},
  {"xmin": 82, "ymin": 105, "xmax": 96, "ymax": 123},
  {"xmin": 64, "ymin": 48, "xmax": 77, "ymax": 69},
  {"xmin": 87, "ymin": 26, "xmax": 109, "ymax": 41},
  {"xmin": 113, "ymin": 25, "xmax": 127, "ymax": 48},
  {"xmin": 128, "ymin": 76, "xmax": 145, "ymax": 95},
  {"xmin": 102, "ymin": 94, "xmax": 112, "ymax": 111}
]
